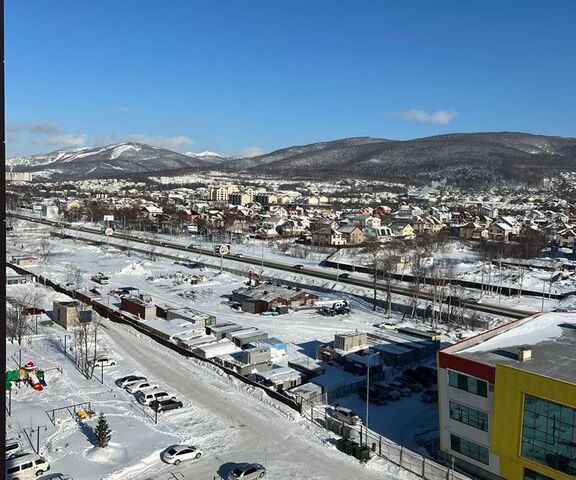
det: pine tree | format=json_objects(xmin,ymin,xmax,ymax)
[{"xmin": 94, "ymin": 412, "xmax": 112, "ymax": 448}]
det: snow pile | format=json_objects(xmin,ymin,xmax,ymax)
[
  {"xmin": 116, "ymin": 262, "xmax": 152, "ymax": 277},
  {"xmin": 84, "ymin": 443, "xmax": 129, "ymax": 466},
  {"xmin": 464, "ymin": 312, "xmax": 574, "ymax": 353}
]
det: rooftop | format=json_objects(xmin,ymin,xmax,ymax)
[{"xmin": 451, "ymin": 312, "xmax": 576, "ymax": 384}]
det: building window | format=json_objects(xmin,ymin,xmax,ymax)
[
  {"xmin": 521, "ymin": 394, "xmax": 576, "ymax": 476},
  {"xmin": 448, "ymin": 370, "xmax": 488, "ymax": 397},
  {"xmin": 524, "ymin": 467, "xmax": 555, "ymax": 480},
  {"xmin": 450, "ymin": 434, "xmax": 490, "ymax": 465},
  {"xmin": 449, "ymin": 400, "xmax": 489, "ymax": 431}
]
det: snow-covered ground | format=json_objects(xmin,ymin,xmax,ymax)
[
  {"xmin": 10, "ymin": 221, "xmax": 562, "ymax": 479},
  {"xmin": 6, "ymin": 281, "xmax": 421, "ymax": 480}
]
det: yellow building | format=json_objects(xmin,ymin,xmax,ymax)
[{"xmin": 438, "ymin": 313, "xmax": 576, "ymax": 480}]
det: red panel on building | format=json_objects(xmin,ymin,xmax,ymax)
[{"xmin": 438, "ymin": 351, "xmax": 495, "ymax": 384}]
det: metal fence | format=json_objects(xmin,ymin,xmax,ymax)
[{"xmin": 302, "ymin": 400, "xmax": 472, "ymax": 480}]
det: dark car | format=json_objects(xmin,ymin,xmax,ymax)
[
  {"xmin": 359, "ymin": 387, "xmax": 388, "ymax": 405},
  {"xmin": 293, "ymin": 264, "xmax": 305, "ymax": 270},
  {"xmin": 338, "ymin": 273, "xmax": 352, "ymax": 279},
  {"xmin": 151, "ymin": 398, "xmax": 184, "ymax": 413},
  {"xmin": 421, "ymin": 387, "xmax": 438, "ymax": 403},
  {"xmin": 415, "ymin": 366, "xmax": 437, "ymax": 383},
  {"xmin": 404, "ymin": 369, "xmax": 433, "ymax": 387},
  {"xmin": 395, "ymin": 376, "xmax": 424, "ymax": 392}
]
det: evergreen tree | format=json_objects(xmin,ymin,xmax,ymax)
[{"xmin": 94, "ymin": 412, "xmax": 112, "ymax": 448}]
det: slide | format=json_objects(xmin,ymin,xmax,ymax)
[{"xmin": 28, "ymin": 372, "xmax": 43, "ymax": 392}]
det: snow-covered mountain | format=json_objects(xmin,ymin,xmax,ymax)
[
  {"xmin": 7, "ymin": 142, "xmax": 212, "ymax": 180},
  {"xmin": 225, "ymin": 132, "xmax": 576, "ymax": 186}
]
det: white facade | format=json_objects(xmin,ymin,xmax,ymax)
[{"xmin": 438, "ymin": 367, "xmax": 500, "ymax": 478}]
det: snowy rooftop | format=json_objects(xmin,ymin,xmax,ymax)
[{"xmin": 452, "ymin": 312, "xmax": 576, "ymax": 384}]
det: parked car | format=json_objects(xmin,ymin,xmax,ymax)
[
  {"xmin": 358, "ymin": 387, "xmax": 388, "ymax": 405},
  {"xmin": 227, "ymin": 463, "xmax": 266, "ymax": 479},
  {"xmin": 373, "ymin": 382, "xmax": 401, "ymax": 400},
  {"xmin": 161, "ymin": 445, "xmax": 202, "ymax": 464},
  {"xmin": 331, "ymin": 406, "xmax": 363, "ymax": 425},
  {"xmin": 5, "ymin": 437, "xmax": 23, "ymax": 458},
  {"xmin": 88, "ymin": 357, "xmax": 116, "ymax": 368},
  {"xmin": 115, "ymin": 375, "xmax": 147, "ymax": 388},
  {"xmin": 137, "ymin": 390, "xmax": 176, "ymax": 406},
  {"xmin": 6, "ymin": 452, "xmax": 50, "ymax": 480},
  {"xmin": 292, "ymin": 264, "xmax": 305, "ymax": 270},
  {"xmin": 151, "ymin": 398, "xmax": 184, "ymax": 413},
  {"xmin": 415, "ymin": 366, "xmax": 438, "ymax": 383},
  {"xmin": 38, "ymin": 474, "xmax": 73, "ymax": 480},
  {"xmin": 338, "ymin": 273, "xmax": 352, "ymax": 279},
  {"xmin": 126, "ymin": 381, "xmax": 158, "ymax": 394},
  {"xmin": 403, "ymin": 369, "xmax": 433, "ymax": 387},
  {"xmin": 395, "ymin": 376, "xmax": 423, "ymax": 392},
  {"xmin": 387, "ymin": 381, "xmax": 412, "ymax": 397},
  {"xmin": 421, "ymin": 387, "xmax": 438, "ymax": 403}
]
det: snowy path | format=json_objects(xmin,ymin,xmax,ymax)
[{"xmin": 101, "ymin": 320, "xmax": 414, "ymax": 480}]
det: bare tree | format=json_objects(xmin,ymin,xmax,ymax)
[
  {"xmin": 65, "ymin": 263, "xmax": 83, "ymax": 287},
  {"xmin": 7, "ymin": 288, "xmax": 45, "ymax": 345},
  {"xmin": 38, "ymin": 237, "xmax": 55, "ymax": 263},
  {"xmin": 359, "ymin": 241, "xmax": 401, "ymax": 313},
  {"xmin": 73, "ymin": 311, "xmax": 101, "ymax": 380}
]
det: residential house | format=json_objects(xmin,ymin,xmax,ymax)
[
  {"xmin": 311, "ymin": 227, "xmax": 346, "ymax": 246},
  {"xmin": 337, "ymin": 225, "xmax": 365, "ymax": 244}
]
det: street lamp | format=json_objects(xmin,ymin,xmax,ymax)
[{"xmin": 365, "ymin": 350, "xmax": 380, "ymax": 446}]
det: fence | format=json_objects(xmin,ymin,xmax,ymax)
[
  {"xmin": 8, "ymin": 258, "xmax": 473, "ymax": 480},
  {"xmin": 301, "ymin": 400, "xmax": 472, "ymax": 480}
]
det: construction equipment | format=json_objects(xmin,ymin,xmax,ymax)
[{"xmin": 319, "ymin": 300, "xmax": 350, "ymax": 316}]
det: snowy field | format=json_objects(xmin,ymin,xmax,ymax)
[
  {"xmin": 5, "ymin": 226, "xmax": 450, "ymax": 479},
  {"xmin": 6, "ymin": 279, "xmax": 428, "ymax": 480}
]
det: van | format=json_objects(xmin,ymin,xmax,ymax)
[
  {"xmin": 5, "ymin": 437, "xmax": 24, "ymax": 458},
  {"xmin": 6, "ymin": 452, "xmax": 50, "ymax": 479}
]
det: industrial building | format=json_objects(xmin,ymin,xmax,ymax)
[
  {"xmin": 120, "ymin": 295, "xmax": 155, "ymax": 321},
  {"xmin": 52, "ymin": 300, "xmax": 93, "ymax": 330},
  {"xmin": 437, "ymin": 312, "xmax": 576, "ymax": 480},
  {"xmin": 231, "ymin": 284, "xmax": 318, "ymax": 314}
]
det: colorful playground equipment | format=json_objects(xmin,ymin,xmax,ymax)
[{"xmin": 5, "ymin": 360, "xmax": 47, "ymax": 391}]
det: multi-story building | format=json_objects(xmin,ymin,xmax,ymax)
[
  {"xmin": 209, "ymin": 184, "xmax": 238, "ymax": 202},
  {"xmin": 437, "ymin": 313, "xmax": 576, "ymax": 480}
]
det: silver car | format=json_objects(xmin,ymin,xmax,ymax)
[{"xmin": 227, "ymin": 463, "xmax": 266, "ymax": 479}]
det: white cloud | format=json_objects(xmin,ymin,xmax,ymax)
[
  {"xmin": 135, "ymin": 135, "xmax": 194, "ymax": 150},
  {"xmin": 240, "ymin": 146, "xmax": 264, "ymax": 157},
  {"xmin": 7, "ymin": 120, "xmax": 63, "ymax": 134},
  {"xmin": 395, "ymin": 109, "xmax": 457, "ymax": 124},
  {"xmin": 36, "ymin": 133, "xmax": 87, "ymax": 147}
]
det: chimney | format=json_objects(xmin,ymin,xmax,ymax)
[{"xmin": 518, "ymin": 346, "xmax": 532, "ymax": 362}]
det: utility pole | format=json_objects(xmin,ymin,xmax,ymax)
[
  {"xmin": 541, "ymin": 279, "xmax": 546, "ymax": 312},
  {"xmin": 261, "ymin": 240, "xmax": 265, "ymax": 273},
  {"xmin": 365, "ymin": 351, "xmax": 379, "ymax": 447}
]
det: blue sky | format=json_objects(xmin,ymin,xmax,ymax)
[{"xmin": 6, "ymin": 0, "xmax": 576, "ymax": 157}]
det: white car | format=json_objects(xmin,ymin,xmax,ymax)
[
  {"xmin": 5, "ymin": 437, "xmax": 23, "ymax": 458},
  {"xmin": 136, "ymin": 390, "xmax": 176, "ymax": 406},
  {"xmin": 331, "ymin": 406, "xmax": 362, "ymax": 425},
  {"xmin": 89, "ymin": 357, "xmax": 116, "ymax": 367},
  {"xmin": 126, "ymin": 381, "xmax": 158, "ymax": 394},
  {"xmin": 115, "ymin": 375, "xmax": 147, "ymax": 388},
  {"xmin": 227, "ymin": 463, "xmax": 266, "ymax": 479},
  {"xmin": 161, "ymin": 445, "xmax": 202, "ymax": 465}
]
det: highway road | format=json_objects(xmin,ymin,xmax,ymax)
[{"xmin": 9, "ymin": 212, "xmax": 537, "ymax": 320}]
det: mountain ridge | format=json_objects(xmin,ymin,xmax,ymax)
[{"xmin": 7, "ymin": 132, "xmax": 576, "ymax": 185}]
